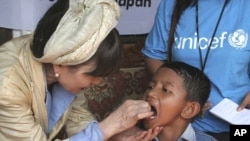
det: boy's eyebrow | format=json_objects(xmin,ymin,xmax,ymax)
[
  {"xmin": 152, "ymin": 77, "xmax": 175, "ymax": 88},
  {"xmin": 162, "ymin": 80, "xmax": 174, "ymax": 87}
]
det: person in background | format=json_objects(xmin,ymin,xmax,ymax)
[
  {"xmin": 109, "ymin": 61, "xmax": 217, "ymax": 141},
  {"xmin": 0, "ymin": 0, "xmax": 161, "ymax": 140},
  {"xmin": 142, "ymin": 0, "xmax": 250, "ymax": 140}
]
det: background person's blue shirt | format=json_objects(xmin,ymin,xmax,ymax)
[{"xmin": 142, "ymin": 0, "xmax": 250, "ymax": 133}]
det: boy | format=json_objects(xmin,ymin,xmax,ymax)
[{"xmin": 109, "ymin": 61, "xmax": 217, "ymax": 141}]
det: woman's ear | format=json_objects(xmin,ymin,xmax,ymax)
[
  {"xmin": 53, "ymin": 64, "xmax": 62, "ymax": 74},
  {"xmin": 181, "ymin": 102, "xmax": 200, "ymax": 119}
]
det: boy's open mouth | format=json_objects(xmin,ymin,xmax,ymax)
[
  {"xmin": 149, "ymin": 103, "xmax": 157, "ymax": 119},
  {"xmin": 151, "ymin": 105, "xmax": 157, "ymax": 115}
]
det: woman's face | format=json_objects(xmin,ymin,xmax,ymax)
[
  {"xmin": 55, "ymin": 62, "xmax": 103, "ymax": 94},
  {"xmin": 143, "ymin": 68, "xmax": 188, "ymax": 129}
]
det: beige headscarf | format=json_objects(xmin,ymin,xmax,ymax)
[{"xmin": 36, "ymin": 0, "xmax": 120, "ymax": 65}]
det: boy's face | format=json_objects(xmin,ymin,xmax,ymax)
[{"xmin": 143, "ymin": 67, "xmax": 188, "ymax": 129}]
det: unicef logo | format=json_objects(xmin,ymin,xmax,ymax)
[{"xmin": 228, "ymin": 29, "xmax": 248, "ymax": 49}]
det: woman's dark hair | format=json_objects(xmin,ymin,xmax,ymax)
[
  {"xmin": 159, "ymin": 61, "xmax": 211, "ymax": 117},
  {"xmin": 167, "ymin": 0, "xmax": 196, "ymax": 62},
  {"xmin": 73, "ymin": 28, "xmax": 123, "ymax": 77},
  {"xmin": 31, "ymin": 0, "xmax": 69, "ymax": 58}
]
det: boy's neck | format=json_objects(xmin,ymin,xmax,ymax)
[{"xmin": 157, "ymin": 121, "xmax": 189, "ymax": 141}]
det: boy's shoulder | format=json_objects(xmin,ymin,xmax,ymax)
[
  {"xmin": 153, "ymin": 124, "xmax": 217, "ymax": 141},
  {"xmin": 195, "ymin": 130, "xmax": 217, "ymax": 141},
  {"xmin": 181, "ymin": 124, "xmax": 217, "ymax": 141}
]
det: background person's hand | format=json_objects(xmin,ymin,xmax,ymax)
[
  {"xmin": 99, "ymin": 100, "xmax": 153, "ymax": 140},
  {"xmin": 202, "ymin": 101, "xmax": 212, "ymax": 113},
  {"xmin": 237, "ymin": 92, "xmax": 250, "ymax": 111}
]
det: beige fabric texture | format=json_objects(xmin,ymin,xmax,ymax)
[
  {"xmin": 36, "ymin": 0, "xmax": 120, "ymax": 65},
  {"xmin": 0, "ymin": 34, "xmax": 96, "ymax": 141}
]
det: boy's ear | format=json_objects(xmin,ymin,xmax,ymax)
[{"xmin": 181, "ymin": 102, "xmax": 200, "ymax": 119}]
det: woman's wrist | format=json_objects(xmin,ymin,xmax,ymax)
[{"xmin": 99, "ymin": 118, "xmax": 118, "ymax": 141}]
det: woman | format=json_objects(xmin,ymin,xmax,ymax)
[{"xmin": 0, "ymin": 0, "xmax": 156, "ymax": 140}]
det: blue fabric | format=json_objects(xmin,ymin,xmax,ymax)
[
  {"xmin": 45, "ymin": 87, "xmax": 52, "ymax": 133},
  {"xmin": 142, "ymin": 0, "xmax": 250, "ymax": 133},
  {"xmin": 195, "ymin": 130, "xmax": 217, "ymax": 141},
  {"xmin": 48, "ymin": 83, "xmax": 75, "ymax": 132},
  {"xmin": 70, "ymin": 121, "xmax": 103, "ymax": 141},
  {"xmin": 45, "ymin": 83, "xmax": 103, "ymax": 140},
  {"xmin": 153, "ymin": 124, "xmax": 217, "ymax": 141}
]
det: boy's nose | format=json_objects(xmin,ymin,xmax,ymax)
[{"xmin": 146, "ymin": 89, "xmax": 158, "ymax": 99}]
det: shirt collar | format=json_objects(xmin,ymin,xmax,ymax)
[
  {"xmin": 154, "ymin": 123, "xmax": 196, "ymax": 141},
  {"xmin": 178, "ymin": 123, "xmax": 196, "ymax": 141}
]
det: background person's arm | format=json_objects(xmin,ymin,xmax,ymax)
[{"xmin": 144, "ymin": 57, "xmax": 164, "ymax": 76}]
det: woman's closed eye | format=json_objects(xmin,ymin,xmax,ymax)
[{"xmin": 162, "ymin": 87, "xmax": 170, "ymax": 94}]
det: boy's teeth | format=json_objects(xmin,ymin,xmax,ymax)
[{"xmin": 149, "ymin": 115, "xmax": 156, "ymax": 119}]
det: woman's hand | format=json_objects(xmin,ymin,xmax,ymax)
[
  {"xmin": 99, "ymin": 100, "xmax": 153, "ymax": 140},
  {"xmin": 108, "ymin": 126, "xmax": 163, "ymax": 141},
  {"xmin": 237, "ymin": 92, "xmax": 250, "ymax": 111}
]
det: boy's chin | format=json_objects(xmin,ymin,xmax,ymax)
[{"xmin": 142, "ymin": 119, "xmax": 157, "ymax": 130}]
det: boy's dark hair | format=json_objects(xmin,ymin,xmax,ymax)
[
  {"xmin": 31, "ymin": 0, "xmax": 123, "ymax": 77},
  {"xmin": 159, "ymin": 61, "xmax": 211, "ymax": 117}
]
